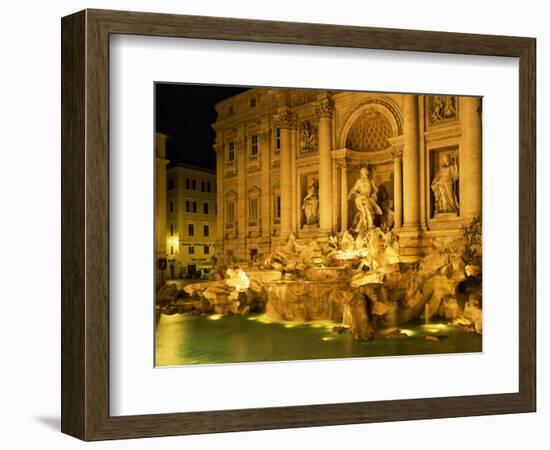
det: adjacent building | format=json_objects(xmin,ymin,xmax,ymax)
[
  {"xmin": 155, "ymin": 133, "xmax": 169, "ymax": 287},
  {"xmin": 166, "ymin": 163, "xmax": 217, "ymax": 278},
  {"xmin": 212, "ymin": 88, "xmax": 482, "ymax": 261}
]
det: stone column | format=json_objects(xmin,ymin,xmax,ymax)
[
  {"xmin": 391, "ymin": 147, "xmax": 403, "ymax": 230},
  {"xmin": 315, "ymin": 96, "xmax": 334, "ymax": 233},
  {"xmin": 402, "ymin": 95, "xmax": 420, "ymax": 228},
  {"xmin": 459, "ymin": 96, "xmax": 482, "ymax": 219},
  {"xmin": 236, "ymin": 135, "xmax": 246, "ymax": 256},
  {"xmin": 215, "ymin": 143, "xmax": 225, "ymax": 246},
  {"xmin": 276, "ymin": 109, "xmax": 295, "ymax": 239},
  {"xmin": 291, "ymin": 126, "xmax": 298, "ymax": 233},
  {"xmin": 332, "ymin": 162, "xmax": 339, "ymax": 231},
  {"xmin": 260, "ymin": 129, "xmax": 271, "ymax": 241},
  {"xmin": 337, "ymin": 159, "xmax": 349, "ymax": 231}
]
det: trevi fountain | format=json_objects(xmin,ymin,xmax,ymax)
[{"xmin": 155, "ymin": 164, "xmax": 482, "ymax": 366}]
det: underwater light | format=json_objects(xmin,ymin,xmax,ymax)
[
  {"xmin": 400, "ymin": 329, "xmax": 416, "ymax": 337},
  {"xmin": 421, "ymin": 323, "xmax": 449, "ymax": 333}
]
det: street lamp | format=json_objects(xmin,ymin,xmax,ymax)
[{"xmin": 166, "ymin": 234, "xmax": 179, "ymax": 279}]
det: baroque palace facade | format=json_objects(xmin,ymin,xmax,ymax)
[{"xmin": 212, "ymin": 89, "xmax": 481, "ymax": 262}]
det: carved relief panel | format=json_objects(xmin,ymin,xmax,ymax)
[
  {"xmin": 299, "ymin": 119, "xmax": 317, "ymax": 154},
  {"xmin": 428, "ymin": 95, "xmax": 458, "ymax": 124}
]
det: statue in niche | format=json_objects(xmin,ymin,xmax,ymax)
[
  {"xmin": 431, "ymin": 95, "xmax": 457, "ymax": 122},
  {"xmin": 302, "ymin": 179, "xmax": 319, "ymax": 225},
  {"xmin": 431, "ymin": 154, "xmax": 460, "ymax": 214},
  {"xmin": 381, "ymin": 200, "xmax": 395, "ymax": 231},
  {"xmin": 300, "ymin": 120, "xmax": 316, "ymax": 152},
  {"xmin": 348, "ymin": 167, "xmax": 383, "ymax": 234}
]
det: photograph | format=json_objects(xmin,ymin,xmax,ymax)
[{"xmin": 154, "ymin": 85, "xmax": 483, "ymax": 367}]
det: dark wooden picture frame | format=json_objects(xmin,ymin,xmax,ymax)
[{"xmin": 61, "ymin": 9, "xmax": 536, "ymax": 441}]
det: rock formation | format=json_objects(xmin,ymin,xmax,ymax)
[{"xmin": 157, "ymin": 218, "xmax": 482, "ymax": 338}]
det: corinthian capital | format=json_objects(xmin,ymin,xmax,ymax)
[
  {"xmin": 274, "ymin": 109, "xmax": 297, "ymax": 129},
  {"xmin": 391, "ymin": 146, "xmax": 404, "ymax": 159},
  {"xmin": 335, "ymin": 158, "xmax": 349, "ymax": 169},
  {"xmin": 259, "ymin": 128, "xmax": 271, "ymax": 141},
  {"xmin": 315, "ymin": 97, "xmax": 334, "ymax": 119}
]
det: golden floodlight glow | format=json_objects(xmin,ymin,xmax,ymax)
[
  {"xmin": 208, "ymin": 314, "xmax": 223, "ymax": 320},
  {"xmin": 420, "ymin": 323, "xmax": 449, "ymax": 333},
  {"xmin": 400, "ymin": 329, "xmax": 416, "ymax": 337},
  {"xmin": 335, "ymin": 248, "xmax": 369, "ymax": 261},
  {"xmin": 166, "ymin": 234, "xmax": 180, "ymax": 253},
  {"xmin": 225, "ymin": 268, "xmax": 250, "ymax": 292},
  {"xmin": 254, "ymin": 314, "xmax": 273, "ymax": 324}
]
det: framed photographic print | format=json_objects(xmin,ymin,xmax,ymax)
[{"xmin": 61, "ymin": 9, "xmax": 536, "ymax": 441}]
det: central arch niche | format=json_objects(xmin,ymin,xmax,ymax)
[
  {"xmin": 345, "ymin": 110, "xmax": 393, "ymax": 152},
  {"xmin": 337, "ymin": 100, "xmax": 403, "ymax": 233}
]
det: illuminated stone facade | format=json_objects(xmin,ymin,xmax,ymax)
[
  {"xmin": 212, "ymin": 89, "xmax": 481, "ymax": 261},
  {"xmin": 166, "ymin": 164, "xmax": 217, "ymax": 278}
]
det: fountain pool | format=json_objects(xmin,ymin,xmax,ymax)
[{"xmin": 155, "ymin": 312, "xmax": 481, "ymax": 367}]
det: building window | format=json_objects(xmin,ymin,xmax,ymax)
[
  {"xmin": 169, "ymin": 200, "xmax": 174, "ymax": 213},
  {"xmin": 225, "ymin": 193, "xmax": 236, "ymax": 227},
  {"xmin": 249, "ymin": 97, "xmax": 257, "ymax": 108},
  {"xmin": 191, "ymin": 179, "xmax": 196, "ymax": 190},
  {"xmin": 170, "ymin": 224, "xmax": 174, "ymax": 236},
  {"xmin": 247, "ymin": 187, "xmax": 260, "ymax": 226},
  {"xmin": 249, "ymin": 198, "xmax": 259, "ymax": 224},
  {"xmin": 188, "ymin": 224, "xmax": 194, "ymax": 236},
  {"xmin": 187, "ymin": 201, "xmax": 197, "ymax": 213},
  {"xmin": 275, "ymin": 128, "xmax": 281, "ymax": 150},
  {"xmin": 228, "ymin": 142, "xmax": 235, "ymax": 161},
  {"xmin": 168, "ymin": 179, "xmax": 175, "ymax": 190},
  {"xmin": 228, "ymin": 106, "xmax": 233, "ymax": 115},
  {"xmin": 274, "ymin": 194, "xmax": 281, "ymax": 224},
  {"xmin": 226, "ymin": 201, "xmax": 235, "ymax": 224},
  {"xmin": 170, "ymin": 245, "xmax": 174, "ymax": 255},
  {"xmin": 188, "ymin": 246, "xmax": 194, "ymax": 254},
  {"xmin": 204, "ymin": 245, "xmax": 210, "ymax": 255},
  {"xmin": 207, "ymin": 181, "xmax": 211, "ymax": 192},
  {"xmin": 203, "ymin": 202, "xmax": 209, "ymax": 214},
  {"xmin": 201, "ymin": 181, "xmax": 205, "ymax": 192},
  {"xmin": 251, "ymin": 134, "xmax": 259, "ymax": 158},
  {"xmin": 203, "ymin": 225, "xmax": 209, "ymax": 237},
  {"xmin": 186, "ymin": 178, "xmax": 190, "ymax": 189}
]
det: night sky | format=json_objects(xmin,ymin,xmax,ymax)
[{"xmin": 155, "ymin": 83, "xmax": 250, "ymax": 170}]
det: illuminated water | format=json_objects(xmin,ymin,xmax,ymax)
[{"xmin": 155, "ymin": 313, "xmax": 482, "ymax": 367}]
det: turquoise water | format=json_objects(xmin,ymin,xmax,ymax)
[{"xmin": 155, "ymin": 313, "xmax": 482, "ymax": 367}]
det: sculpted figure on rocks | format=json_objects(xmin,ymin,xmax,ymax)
[{"xmin": 348, "ymin": 167, "xmax": 383, "ymax": 234}]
